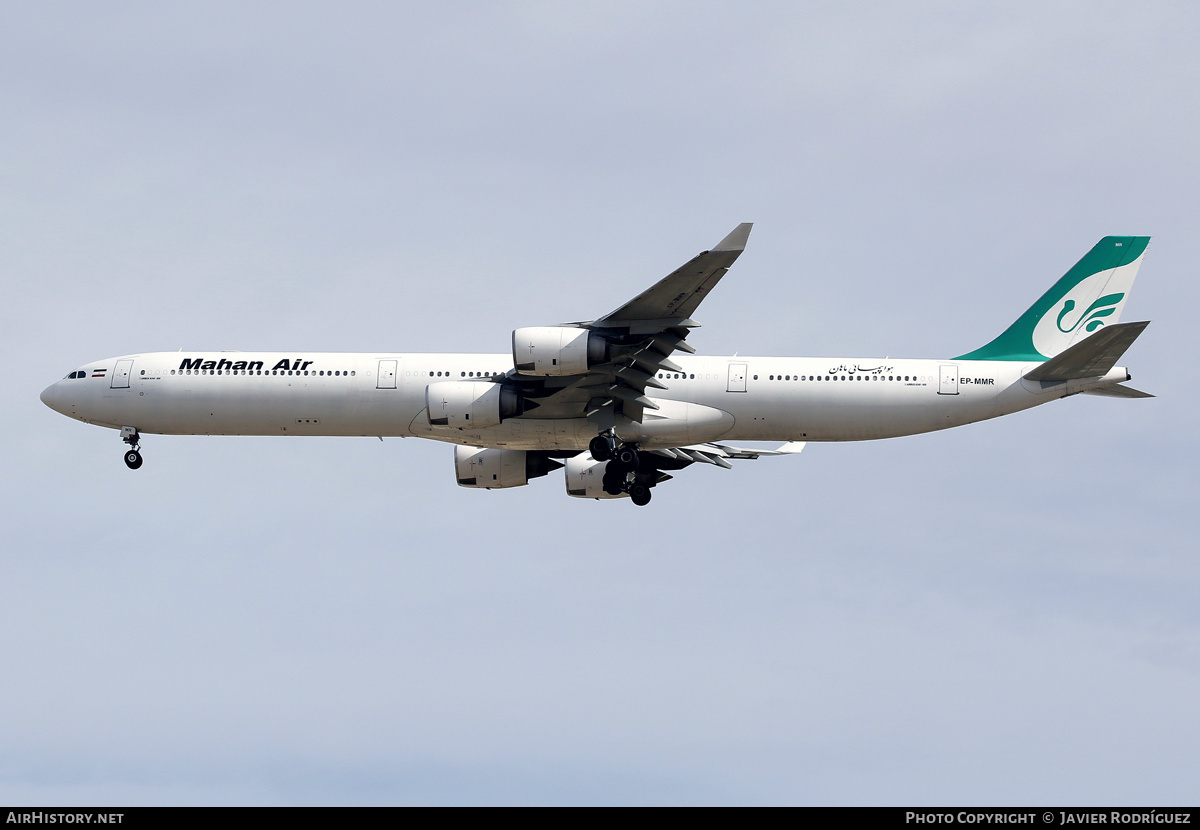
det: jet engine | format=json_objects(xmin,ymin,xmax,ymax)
[
  {"xmin": 563, "ymin": 454, "xmax": 628, "ymax": 499},
  {"xmin": 426, "ymin": 382, "xmax": 522, "ymax": 428},
  {"xmin": 455, "ymin": 446, "xmax": 563, "ymax": 489},
  {"xmin": 512, "ymin": 326, "xmax": 609, "ymax": 376}
]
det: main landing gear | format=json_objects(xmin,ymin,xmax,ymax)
[
  {"xmin": 593, "ymin": 431, "xmax": 654, "ymax": 506},
  {"xmin": 588, "ymin": 433, "xmax": 613, "ymax": 462},
  {"xmin": 121, "ymin": 426, "xmax": 143, "ymax": 470}
]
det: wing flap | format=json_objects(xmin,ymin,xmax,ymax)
[{"xmin": 676, "ymin": 441, "xmax": 806, "ymax": 464}]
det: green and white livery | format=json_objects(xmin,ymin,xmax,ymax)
[
  {"xmin": 956, "ymin": 236, "xmax": 1149, "ymax": 362},
  {"xmin": 40, "ymin": 225, "xmax": 1153, "ymax": 506}
]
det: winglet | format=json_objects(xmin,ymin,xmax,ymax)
[{"xmin": 713, "ymin": 223, "xmax": 753, "ymax": 252}]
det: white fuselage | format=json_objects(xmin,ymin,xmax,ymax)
[{"xmin": 40, "ymin": 351, "xmax": 1128, "ymax": 450}]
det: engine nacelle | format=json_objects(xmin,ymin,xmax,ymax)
[
  {"xmin": 563, "ymin": 454, "xmax": 628, "ymax": 499},
  {"xmin": 455, "ymin": 446, "xmax": 563, "ymax": 489},
  {"xmin": 426, "ymin": 381, "xmax": 521, "ymax": 428},
  {"xmin": 512, "ymin": 326, "xmax": 608, "ymax": 376}
]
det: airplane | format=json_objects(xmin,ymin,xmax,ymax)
[{"xmin": 40, "ymin": 224, "xmax": 1152, "ymax": 506}]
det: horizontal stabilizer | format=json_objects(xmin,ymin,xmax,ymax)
[
  {"xmin": 1023, "ymin": 321, "xmax": 1149, "ymax": 382},
  {"xmin": 1082, "ymin": 383, "xmax": 1155, "ymax": 399}
]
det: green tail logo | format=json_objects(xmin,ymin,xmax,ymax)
[
  {"xmin": 952, "ymin": 236, "xmax": 1148, "ymax": 363},
  {"xmin": 1055, "ymin": 292, "xmax": 1125, "ymax": 334}
]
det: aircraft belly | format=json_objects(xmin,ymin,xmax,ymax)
[{"xmin": 414, "ymin": 417, "xmax": 594, "ymax": 451}]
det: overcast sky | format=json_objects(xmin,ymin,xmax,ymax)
[{"xmin": 2, "ymin": 1, "xmax": 1198, "ymax": 805}]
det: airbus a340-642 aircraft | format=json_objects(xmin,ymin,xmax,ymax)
[{"xmin": 41, "ymin": 225, "xmax": 1152, "ymax": 506}]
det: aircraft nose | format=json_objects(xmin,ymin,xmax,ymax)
[{"xmin": 40, "ymin": 383, "xmax": 61, "ymax": 412}]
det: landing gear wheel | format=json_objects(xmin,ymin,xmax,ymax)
[
  {"xmin": 589, "ymin": 435, "xmax": 611, "ymax": 462},
  {"xmin": 630, "ymin": 484, "xmax": 651, "ymax": 506},
  {"xmin": 615, "ymin": 446, "xmax": 639, "ymax": 470},
  {"xmin": 602, "ymin": 469, "xmax": 625, "ymax": 495},
  {"xmin": 124, "ymin": 449, "xmax": 143, "ymax": 470}
]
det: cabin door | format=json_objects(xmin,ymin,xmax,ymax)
[
  {"xmin": 938, "ymin": 364, "xmax": 959, "ymax": 395},
  {"xmin": 727, "ymin": 363, "xmax": 747, "ymax": 392},
  {"xmin": 376, "ymin": 359, "xmax": 398, "ymax": 389},
  {"xmin": 110, "ymin": 359, "xmax": 133, "ymax": 389}
]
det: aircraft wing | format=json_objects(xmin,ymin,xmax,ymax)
[
  {"xmin": 593, "ymin": 223, "xmax": 753, "ymax": 327},
  {"xmin": 510, "ymin": 223, "xmax": 753, "ymax": 424}
]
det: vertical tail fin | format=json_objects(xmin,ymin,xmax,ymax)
[{"xmin": 955, "ymin": 236, "xmax": 1150, "ymax": 361}]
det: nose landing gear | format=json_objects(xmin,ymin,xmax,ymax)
[{"xmin": 121, "ymin": 426, "xmax": 143, "ymax": 470}]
